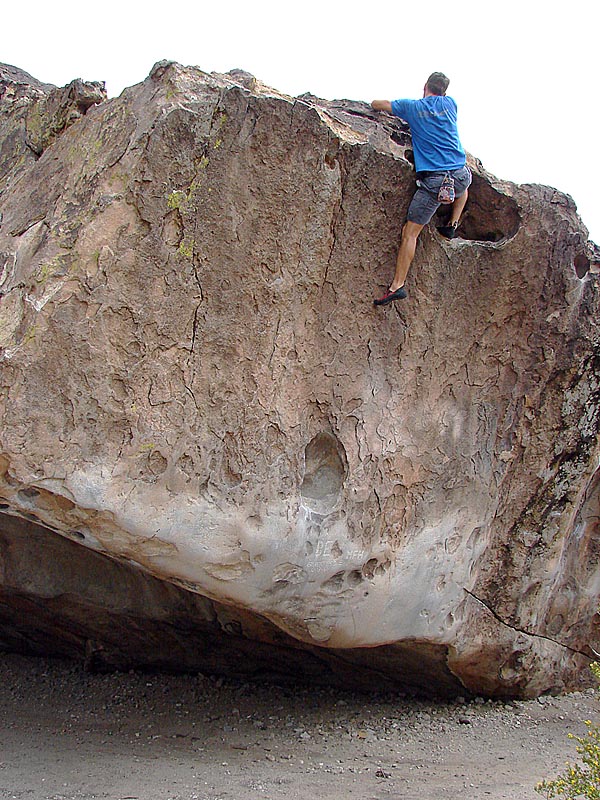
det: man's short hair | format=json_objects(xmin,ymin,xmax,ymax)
[{"xmin": 426, "ymin": 72, "xmax": 450, "ymax": 95}]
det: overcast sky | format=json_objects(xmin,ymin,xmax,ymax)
[{"xmin": 3, "ymin": 0, "xmax": 598, "ymax": 243}]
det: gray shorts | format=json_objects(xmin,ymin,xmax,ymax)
[{"xmin": 407, "ymin": 165, "xmax": 472, "ymax": 225}]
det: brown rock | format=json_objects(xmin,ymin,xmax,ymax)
[
  {"xmin": 25, "ymin": 77, "xmax": 106, "ymax": 156},
  {"xmin": 0, "ymin": 61, "xmax": 598, "ymax": 698}
]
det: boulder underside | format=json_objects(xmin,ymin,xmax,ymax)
[
  {"xmin": 0, "ymin": 61, "xmax": 598, "ymax": 698},
  {"xmin": 0, "ymin": 514, "xmax": 464, "ymax": 696}
]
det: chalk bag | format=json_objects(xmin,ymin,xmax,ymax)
[{"xmin": 438, "ymin": 173, "xmax": 455, "ymax": 204}]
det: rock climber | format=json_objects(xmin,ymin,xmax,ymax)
[{"xmin": 371, "ymin": 72, "xmax": 471, "ymax": 305}]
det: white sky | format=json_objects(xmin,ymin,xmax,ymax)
[{"xmin": 3, "ymin": 0, "xmax": 598, "ymax": 243}]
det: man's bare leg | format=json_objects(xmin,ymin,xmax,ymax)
[
  {"xmin": 389, "ymin": 220, "xmax": 424, "ymax": 291},
  {"xmin": 448, "ymin": 189, "xmax": 468, "ymax": 227}
]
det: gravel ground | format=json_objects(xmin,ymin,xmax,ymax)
[{"xmin": 0, "ymin": 653, "xmax": 597, "ymax": 800}]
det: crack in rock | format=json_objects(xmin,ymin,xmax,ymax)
[{"xmin": 464, "ymin": 589, "xmax": 590, "ymax": 658}]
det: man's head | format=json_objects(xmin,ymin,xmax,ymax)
[{"xmin": 424, "ymin": 72, "xmax": 450, "ymax": 96}]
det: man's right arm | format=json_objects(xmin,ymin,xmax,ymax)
[{"xmin": 371, "ymin": 100, "xmax": 392, "ymax": 113}]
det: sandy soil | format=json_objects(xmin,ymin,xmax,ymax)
[{"xmin": 0, "ymin": 653, "xmax": 597, "ymax": 800}]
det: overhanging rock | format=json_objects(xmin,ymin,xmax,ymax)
[{"xmin": 0, "ymin": 60, "xmax": 598, "ymax": 697}]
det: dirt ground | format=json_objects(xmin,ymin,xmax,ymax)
[{"xmin": 0, "ymin": 653, "xmax": 597, "ymax": 800}]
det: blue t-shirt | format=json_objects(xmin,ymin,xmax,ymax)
[{"xmin": 390, "ymin": 95, "xmax": 466, "ymax": 173}]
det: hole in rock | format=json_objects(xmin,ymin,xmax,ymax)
[
  {"xmin": 147, "ymin": 449, "xmax": 168, "ymax": 477},
  {"xmin": 347, "ymin": 570, "xmax": 363, "ymax": 587},
  {"xmin": 18, "ymin": 487, "xmax": 40, "ymax": 500},
  {"xmin": 391, "ymin": 131, "xmax": 411, "ymax": 148},
  {"xmin": 322, "ymin": 571, "xmax": 345, "ymax": 592},
  {"xmin": 300, "ymin": 432, "xmax": 347, "ymax": 514},
  {"xmin": 362, "ymin": 558, "xmax": 379, "ymax": 579},
  {"xmin": 574, "ymin": 253, "xmax": 590, "ymax": 279},
  {"xmin": 436, "ymin": 172, "xmax": 521, "ymax": 243}
]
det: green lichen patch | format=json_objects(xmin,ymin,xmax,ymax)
[
  {"xmin": 166, "ymin": 176, "xmax": 204, "ymax": 214},
  {"xmin": 167, "ymin": 190, "xmax": 187, "ymax": 211},
  {"xmin": 177, "ymin": 239, "xmax": 195, "ymax": 259},
  {"xmin": 34, "ymin": 255, "xmax": 70, "ymax": 285}
]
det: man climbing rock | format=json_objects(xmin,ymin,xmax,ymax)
[{"xmin": 371, "ymin": 72, "xmax": 471, "ymax": 305}]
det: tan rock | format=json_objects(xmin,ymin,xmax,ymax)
[{"xmin": 0, "ymin": 60, "xmax": 598, "ymax": 697}]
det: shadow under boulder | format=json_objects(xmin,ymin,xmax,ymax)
[{"xmin": 0, "ymin": 512, "xmax": 467, "ymax": 698}]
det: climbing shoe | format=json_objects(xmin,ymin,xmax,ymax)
[
  {"xmin": 374, "ymin": 286, "xmax": 407, "ymax": 306},
  {"xmin": 437, "ymin": 222, "xmax": 458, "ymax": 239}
]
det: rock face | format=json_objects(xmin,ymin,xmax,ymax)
[{"xmin": 0, "ymin": 60, "xmax": 598, "ymax": 698}]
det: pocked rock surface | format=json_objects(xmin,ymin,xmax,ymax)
[{"xmin": 0, "ymin": 61, "xmax": 598, "ymax": 697}]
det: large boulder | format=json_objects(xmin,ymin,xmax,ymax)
[{"xmin": 0, "ymin": 61, "xmax": 598, "ymax": 698}]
